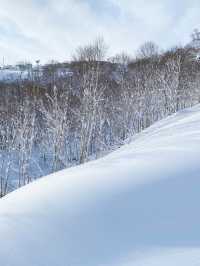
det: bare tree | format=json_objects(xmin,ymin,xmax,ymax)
[
  {"xmin": 72, "ymin": 37, "xmax": 108, "ymax": 62},
  {"xmin": 109, "ymin": 52, "xmax": 132, "ymax": 65},
  {"xmin": 39, "ymin": 86, "xmax": 70, "ymax": 171},
  {"xmin": 15, "ymin": 99, "xmax": 36, "ymax": 187},
  {"xmin": 0, "ymin": 120, "xmax": 17, "ymax": 197},
  {"xmin": 78, "ymin": 65, "xmax": 105, "ymax": 163},
  {"xmin": 136, "ymin": 41, "xmax": 160, "ymax": 59}
]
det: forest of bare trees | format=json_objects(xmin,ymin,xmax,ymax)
[{"xmin": 1, "ymin": 34, "xmax": 200, "ymax": 197}]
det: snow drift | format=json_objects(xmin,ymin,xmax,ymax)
[{"xmin": 0, "ymin": 105, "xmax": 200, "ymax": 266}]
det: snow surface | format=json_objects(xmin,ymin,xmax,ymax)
[
  {"xmin": 0, "ymin": 105, "xmax": 200, "ymax": 266},
  {"xmin": 0, "ymin": 69, "xmax": 29, "ymax": 81}
]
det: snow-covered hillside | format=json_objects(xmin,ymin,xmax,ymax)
[
  {"xmin": 0, "ymin": 105, "xmax": 200, "ymax": 266},
  {"xmin": 0, "ymin": 69, "xmax": 29, "ymax": 81}
]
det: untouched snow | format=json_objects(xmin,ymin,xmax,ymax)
[{"xmin": 0, "ymin": 105, "xmax": 200, "ymax": 266}]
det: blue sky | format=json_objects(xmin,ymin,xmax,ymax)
[{"xmin": 0, "ymin": 0, "xmax": 199, "ymax": 64}]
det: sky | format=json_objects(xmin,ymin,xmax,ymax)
[{"xmin": 0, "ymin": 0, "xmax": 199, "ymax": 65}]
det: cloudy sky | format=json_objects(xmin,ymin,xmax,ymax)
[{"xmin": 0, "ymin": 0, "xmax": 199, "ymax": 64}]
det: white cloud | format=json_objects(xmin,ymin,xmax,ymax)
[{"xmin": 0, "ymin": 0, "xmax": 199, "ymax": 64}]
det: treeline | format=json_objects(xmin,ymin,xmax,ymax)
[{"xmin": 0, "ymin": 38, "xmax": 200, "ymax": 197}]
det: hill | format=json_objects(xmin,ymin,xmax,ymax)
[{"xmin": 0, "ymin": 105, "xmax": 200, "ymax": 266}]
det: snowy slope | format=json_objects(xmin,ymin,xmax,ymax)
[
  {"xmin": 0, "ymin": 105, "xmax": 200, "ymax": 266},
  {"xmin": 0, "ymin": 69, "xmax": 29, "ymax": 81}
]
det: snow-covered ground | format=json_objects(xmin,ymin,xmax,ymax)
[
  {"xmin": 0, "ymin": 69, "xmax": 29, "ymax": 81},
  {"xmin": 0, "ymin": 105, "xmax": 200, "ymax": 266},
  {"xmin": 0, "ymin": 67, "xmax": 73, "ymax": 82}
]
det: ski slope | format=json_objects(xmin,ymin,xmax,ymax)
[{"xmin": 0, "ymin": 105, "xmax": 200, "ymax": 266}]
